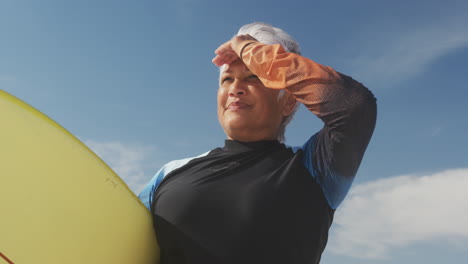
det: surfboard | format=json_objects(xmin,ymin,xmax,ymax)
[{"xmin": 0, "ymin": 90, "xmax": 159, "ymax": 264}]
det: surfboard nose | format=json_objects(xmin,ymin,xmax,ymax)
[{"xmin": 0, "ymin": 90, "xmax": 159, "ymax": 264}]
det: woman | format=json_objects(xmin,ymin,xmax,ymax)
[{"xmin": 139, "ymin": 22, "xmax": 377, "ymax": 264}]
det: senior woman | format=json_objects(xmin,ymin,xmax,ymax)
[{"xmin": 139, "ymin": 22, "xmax": 377, "ymax": 264}]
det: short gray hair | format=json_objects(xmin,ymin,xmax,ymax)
[{"xmin": 220, "ymin": 22, "xmax": 301, "ymax": 143}]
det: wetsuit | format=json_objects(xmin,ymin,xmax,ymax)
[{"xmin": 139, "ymin": 40, "xmax": 377, "ymax": 264}]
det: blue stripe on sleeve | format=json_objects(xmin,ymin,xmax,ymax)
[
  {"xmin": 293, "ymin": 134, "xmax": 354, "ymax": 210},
  {"xmin": 138, "ymin": 151, "xmax": 210, "ymax": 211}
]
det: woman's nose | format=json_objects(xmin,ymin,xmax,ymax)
[{"xmin": 229, "ymin": 80, "xmax": 246, "ymax": 96}]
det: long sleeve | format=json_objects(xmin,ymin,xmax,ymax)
[{"xmin": 234, "ymin": 40, "xmax": 377, "ymax": 208}]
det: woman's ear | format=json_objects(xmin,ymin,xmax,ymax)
[{"xmin": 281, "ymin": 92, "xmax": 297, "ymax": 117}]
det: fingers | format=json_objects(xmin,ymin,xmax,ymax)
[
  {"xmin": 212, "ymin": 50, "xmax": 238, "ymax": 66},
  {"xmin": 212, "ymin": 40, "xmax": 238, "ymax": 66},
  {"xmin": 212, "ymin": 53, "xmax": 238, "ymax": 66},
  {"xmin": 212, "ymin": 35, "xmax": 258, "ymax": 66},
  {"xmin": 214, "ymin": 40, "xmax": 232, "ymax": 56}
]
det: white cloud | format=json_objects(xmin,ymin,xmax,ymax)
[
  {"xmin": 84, "ymin": 139, "xmax": 159, "ymax": 194},
  {"xmin": 329, "ymin": 168, "xmax": 468, "ymax": 259},
  {"xmin": 349, "ymin": 18, "xmax": 468, "ymax": 86}
]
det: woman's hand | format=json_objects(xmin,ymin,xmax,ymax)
[{"xmin": 212, "ymin": 34, "xmax": 257, "ymax": 66}]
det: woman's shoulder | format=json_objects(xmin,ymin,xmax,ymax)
[
  {"xmin": 160, "ymin": 151, "xmax": 211, "ymax": 174},
  {"xmin": 138, "ymin": 151, "xmax": 211, "ymax": 210}
]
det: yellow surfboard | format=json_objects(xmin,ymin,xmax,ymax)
[{"xmin": 0, "ymin": 90, "xmax": 159, "ymax": 264}]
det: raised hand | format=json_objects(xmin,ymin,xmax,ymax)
[{"xmin": 212, "ymin": 34, "xmax": 257, "ymax": 66}]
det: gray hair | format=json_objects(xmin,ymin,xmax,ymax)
[{"xmin": 220, "ymin": 22, "xmax": 301, "ymax": 143}]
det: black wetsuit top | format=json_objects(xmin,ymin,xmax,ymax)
[{"xmin": 150, "ymin": 140, "xmax": 333, "ymax": 264}]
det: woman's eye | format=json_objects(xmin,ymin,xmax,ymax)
[
  {"xmin": 221, "ymin": 77, "xmax": 233, "ymax": 84},
  {"xmin": 247, "ymin": 75, "xmax": 259, "ymax": 80}
]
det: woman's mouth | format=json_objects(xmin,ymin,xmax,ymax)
[{"xmin": 227, "ymin": 101, "xmax": 250, "ymax": 110}]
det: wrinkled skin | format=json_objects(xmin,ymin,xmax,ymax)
[{"xmin": 213, "ymin": 35, "xmax": 296, "ymax": 142}]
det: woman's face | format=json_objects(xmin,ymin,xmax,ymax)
[{"xmin": 217, "ymin": 59, "xmax": 293, "ymax": 142}]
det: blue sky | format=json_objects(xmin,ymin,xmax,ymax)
[{"xmin": 1, "ymin": 0, "xmax": 467, "ymax": 263}]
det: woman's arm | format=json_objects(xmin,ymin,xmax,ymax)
[{"xmin": 233, "ymin": 40, "xmax": 377, "ymax": 209}]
